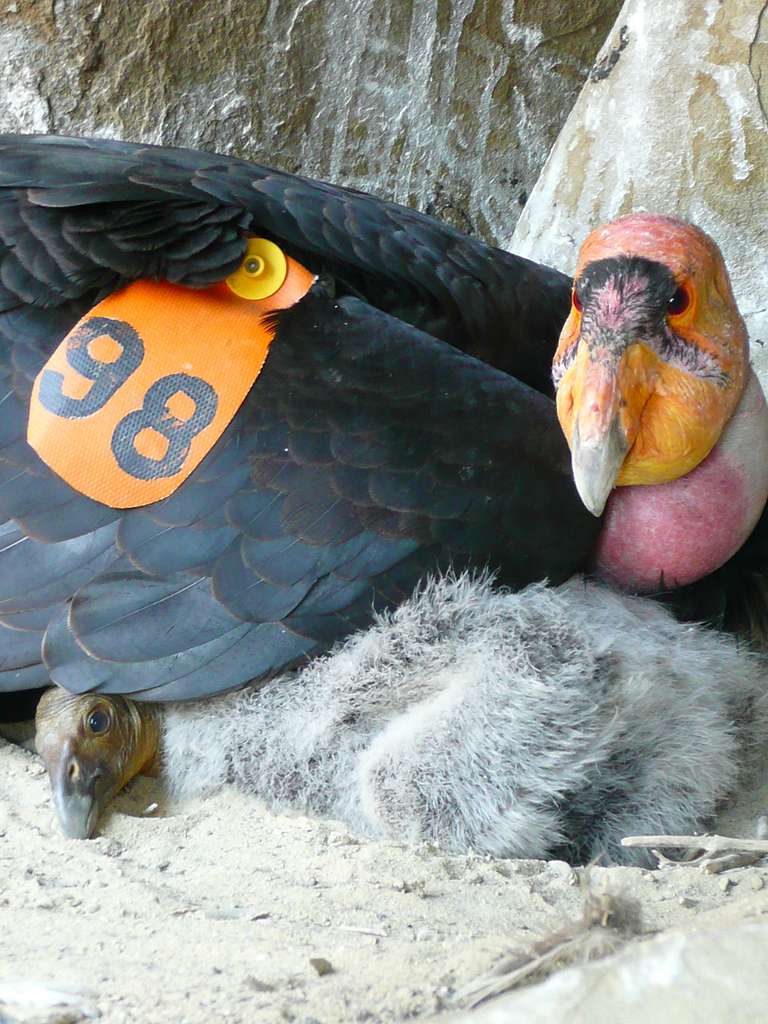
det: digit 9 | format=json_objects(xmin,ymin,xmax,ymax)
[{"xmin": 38, "ymin": 317, "xmax": 144, "ymax": 419}]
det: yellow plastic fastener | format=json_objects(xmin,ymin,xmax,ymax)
[{"xmin": 226, "ymin": 237, "xmax": 288, "ymax": 300}]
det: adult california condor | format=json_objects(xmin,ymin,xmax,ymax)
[{"xmin": 1, "ymin": 135, "xmax": 768, "ymax": 834}]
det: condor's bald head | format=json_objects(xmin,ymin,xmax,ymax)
[{"xmin": 553, "ymin": 214, "xmax": 747, "ymax": 516}]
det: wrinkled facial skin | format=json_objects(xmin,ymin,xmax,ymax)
[
  {"xmin": 553, "ymin": 214, "xmax": 747, "ymax": 516},
  {"xmin": 35, "ymin": 688, "xmax": 160, "ymax": 840}
]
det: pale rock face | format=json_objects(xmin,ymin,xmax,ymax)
[
  {"xmin": 0, "ymin": 0, "xmax": 620, "ymax": 242},
  {"xmin": 446, "ymin": 921, "xmax": 768, "ymax": 1024},
  {"xmin": 510, "ymin": 0, "xmax": 768, "ymax": 385}
]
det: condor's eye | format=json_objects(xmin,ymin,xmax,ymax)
[
  {"xmin": 87, "ymin": 707, "xmax": 111, "ymax": 735},
  {"xmin": 572, "ymin": 289, "xmax": 583, "ymax": 313},
  {"xmin": 668, "ymin": 285, "xmax": 691, "ymax": 317}
]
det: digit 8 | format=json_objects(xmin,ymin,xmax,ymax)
[{"xmin": 111, "ymin": 373, "xmax": 218, "ymax": 481}]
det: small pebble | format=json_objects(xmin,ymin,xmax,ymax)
[
  {"xmin": 547, "ymin": 860, "xmax": 576, "ymax": 884},
  {"xmin": 309, "ymin": 957, "xmax": 334, "ymax": 976},
  {"xmin": 244, "ymin": 976, "xmax": 275, "ymax": 993},
  {"xmin": 393, "ymin": 879, "xmax": 428, "ymax": 897},
  {"xmin": 442, "ymin": 859, "xmax": 467, "ymax": 880},
  {"xmin": 326, "ymin": 830, "xmax": 359, "ymax": 847}
]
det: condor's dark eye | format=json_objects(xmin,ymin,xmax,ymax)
[
  {"xmin": 572, "ymin": 288, "xmax": 583, "ymax": 313},
  {"xmin": 87, "ymin": 708, "xmax": 111, "ymax": 734},
  {"xmin": 668, "ymin": 285, "xmax": 691, "ymax": 316}
]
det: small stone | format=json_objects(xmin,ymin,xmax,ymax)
[
  {"xmin": 309, "ymin": 957, "xmax": 334, "ymax": 976},
  {"xmin": 0, "ymin": 980, "xmax": 98, "ymax": 1022},
  {"xmin": 101, "ymin": 839, "xmax": 123, "ymax": 858},
  {"xmin": 719, "ymin": 877, "xmax": 733, "ymax": 893},
  {"xmin": 393, "ymin": 879, "xmax": 428, "ymax": 897},
  {"xmin": 507, "ymin": 860, "xmax": 547, "ymax": 877},
  {"xmin": 547, "ymin": 860, "xmax": 576, "ymax": 883},
  {"xmin": 442, "ymin": 859, "xmax": 467, "ymax": 880},
  {"xmin": 326, "ymin": 831, "xmax": 359, "ymax": 847},
  {"xmin": 244, "ymin": 976, "xmax": 275, "ymax": 993}
]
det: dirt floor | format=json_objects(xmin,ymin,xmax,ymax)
[{"xmin": 1, "ymin": 737, "xmax": 767, "ymax": 1024}]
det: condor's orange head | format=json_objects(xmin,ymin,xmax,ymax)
[{"xmin": 553, "ymin": 214, "xmax": 747, "ymax": 516}]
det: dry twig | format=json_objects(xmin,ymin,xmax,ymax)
[
  {"xmin": 622, "ymin": 832, "xmax": 768, "ymax": 871},
  {"xmin": 336, "ymin": 924, "xmax": 388, "ymax": 938},
  {"xmin": 622, "ymin": 833, "xmax": 768, "ymax": 855},
  {"xmin": 700, "ymin": 851, "xmax": 765, "ymax": 873}
]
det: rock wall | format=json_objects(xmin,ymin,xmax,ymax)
[
  {"xmin": 510, "ymin": 0, "xmax": 768, "ymax": 376},
  {"xmin": 448, "ymin": 916, "xmax": 768, "ymax": 1024},
  {"xmin": 0, "ymin": 0, "xmax": 620, "ymax": 242}
]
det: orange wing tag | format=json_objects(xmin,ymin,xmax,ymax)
[{"xmin": 27, "ymin": 239, "xmax": 316, "ymax": 509}]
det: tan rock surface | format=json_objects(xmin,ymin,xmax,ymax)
[
  {"xmin": 510, "ymin": 0, "xmax": 768, "ymax": 378},
  {"xmin": 444, "ymin": 918, "xmax": 768, "ymax": 1024},
  {"xmin": 0, "ymin": 0, "xmax": 620, "ymax": 242}
]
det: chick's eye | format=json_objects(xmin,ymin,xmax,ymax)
[
  {"xmin": 668, "ymin": 285, "xmax": 691, "ymax": 316},
  {"xmin": 572, "ymin": 289, "xmax": 583, "ymax": 313},
  {"xmin": 87, "ymin": 708, "xmax": 111, "ymax": 734}
]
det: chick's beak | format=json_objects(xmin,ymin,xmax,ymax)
[
  {"xmin": 47, "ymin": 740, "xmax": 109, "ymax": 840},
  {"xmin": 559, "ymin": 343, "xmax": 655, "ymax": 517}
]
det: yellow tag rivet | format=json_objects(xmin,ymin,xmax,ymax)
[
  {"xmin": 245, "ymin": 256, "xmax": 265, "ymax": 276},
  {"xmin": 227, "ymin": 238, "xmax": 287, "ymax": 300}
]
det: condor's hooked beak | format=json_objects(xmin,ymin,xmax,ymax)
[
  {"xmin": 571, "ymin": 419, "xmax": 628, "ymax": 518},
  {"xmin": 558, "ymin": 342, "xmax": 656, "ymax": 517}
]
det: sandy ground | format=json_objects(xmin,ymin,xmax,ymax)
[{"xmin": 1, "ymin": 737, "xmax": 767, "ymax": 1024}]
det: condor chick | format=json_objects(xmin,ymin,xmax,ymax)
[{"xmin": 35, "ymin": 574, "xmax": 767, "ymax": 864}]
